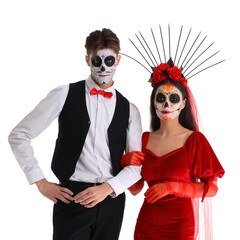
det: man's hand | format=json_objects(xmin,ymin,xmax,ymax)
[
  {"xmin": 74, "ymin": 182, "xmax": 114, "ymax": 208},
  {"xmin": 35, "ymin": 178, "xmax": 74, "ymax": 204}
]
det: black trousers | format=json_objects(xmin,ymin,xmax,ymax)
[{"xmin": 53, "ymin": 181, "xmax": 125, "ymax": 240}]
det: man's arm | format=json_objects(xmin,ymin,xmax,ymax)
[
  {"xmin": 74, "ymin": 102, "xmax": 143, "ymax": 207},
  {"xmin": 8, "ymin": 85, "xmax": 73, "ymax": 203},
  {"xmin": 73, "ymin": 102, "xmax": 142, "ymax": 208}
]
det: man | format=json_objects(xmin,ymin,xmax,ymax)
[{"xmin": 8, "ymin": 28, "xmax": 143, "ymax": 240}]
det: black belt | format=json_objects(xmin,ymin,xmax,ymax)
[{"xmin": 60, "ymin": 180, "xmax": 103, "ymax": 188}]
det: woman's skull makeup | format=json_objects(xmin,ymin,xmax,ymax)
[
  {"xmin": 154, "ymin": 84, "xmax": 185, "ymax": 121},
  {"xmin": 90, "ymin": 49, "xmax": 117, "ymax": 85}
]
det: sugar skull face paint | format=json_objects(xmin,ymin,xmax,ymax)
[
  {"xmin": 90, "ymin": 49, "xmax": 117, "ymax": 85},
  {"xmin": 154, "ymin": 84, "xmax": 185, "ymax": 121}
]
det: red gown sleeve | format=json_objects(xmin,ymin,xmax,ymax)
[{"xmin": 187, "ymin": 131, "xmax": 225, "ymax": 200}]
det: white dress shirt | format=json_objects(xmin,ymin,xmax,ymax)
[{"xmin": 9, "ymin": 76, "xmax": 142, "ymax": 196}]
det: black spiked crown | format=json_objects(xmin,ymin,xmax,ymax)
[{"xmin": 121, "ymin": 25, "xmax": 225, "ymax": 87}]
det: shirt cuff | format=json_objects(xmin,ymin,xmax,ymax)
[
  {"xmin": 25, "ymin": 167, "xmax": 45, "ymax": 185},
  {"xmin": 106, "ymin": 177, "xmax": 124, "ymax": 197}
]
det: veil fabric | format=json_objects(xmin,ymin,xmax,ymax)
[{"xmin": 186, "ymin": 85, "xmax": 213, "ymax": 240}]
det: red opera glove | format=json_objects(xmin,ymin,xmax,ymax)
[
  {"xmin": 144, "ymin": 182, "xmax": 172, "ymax": 203},
  {"xmin": 120, "ymin": 151, "xmax": 145, "ymax": 168},
  {"xmin": 165, "ymin": 181, "xmax": 218, "ymax": 202},
  {"xmin": 145, "ymin": 181, "xmax": 218, "ymax": 204}
]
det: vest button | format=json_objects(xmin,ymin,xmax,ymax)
[{"xmin": 88, "ymin": 120, "xmax": 91, "ymax": 124}]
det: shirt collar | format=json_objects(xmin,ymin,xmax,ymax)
[{"xmin": 86, "ymin": 75, "xmax": 116, "ymax": 98}]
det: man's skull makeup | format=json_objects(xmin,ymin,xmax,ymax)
[
  {"xmin": 90, "ymin": 49, "xmax": 117, "ymax": 85},
  {"xmin": 154, "ymin": 84, "xmax": 185, "ymax": 121}
]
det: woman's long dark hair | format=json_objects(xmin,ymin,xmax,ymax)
[{"xmin": 150, "ymin": 79, "xmax": 199, "ymax": 132}]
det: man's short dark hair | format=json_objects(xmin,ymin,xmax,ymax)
[{"xmin": 85, "ymin": 28, "xmax": 120, "ymax": 58}]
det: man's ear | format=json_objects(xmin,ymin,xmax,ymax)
[
  {"xmin": 116, "ymin": 54, "xmax": 121, "ymax": 66},
  {"xmin": 85, "ymin": 55, "xmax": 90, "ymax": 66}
]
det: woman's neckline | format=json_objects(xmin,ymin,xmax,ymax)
[{"xmin": 144, "ymin": 131, "xmax": 197, "ymax": 159}]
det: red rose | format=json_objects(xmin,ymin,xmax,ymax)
[
  {"xmin": 156, "ymin": 63, "xmax": 169, "ymax": 71},
  {"xmin": 151, "ymin": 81, "xmax": 156, "ymax": 88},
  {"xmin": 167, "ymin": 66, "xmax": 182, "ymax": 81},
  {"xmin": 180, "ymin": 77, "xmax": 188, "ymax": 86},
  {"xmin": 152, "ymin": 70, "xmax": 166, "ymax": 84}
]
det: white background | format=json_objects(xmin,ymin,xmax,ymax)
[{"xmin": 0, "ymin": 0, "xmax": 239, "ymax": 239}]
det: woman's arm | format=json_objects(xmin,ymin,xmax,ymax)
[
  {"xmin": 166, "ymin": 181, "xmax": 218, "ymax": 199},
  {"xmin": 144, "ymin": 181, "xmax": 218, "ymax": 204}
]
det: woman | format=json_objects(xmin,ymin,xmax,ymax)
[{"xmin": 121, "ymin": 59, "xmax": 225, "ymax": 239}]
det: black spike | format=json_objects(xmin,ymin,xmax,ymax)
[
  {"xmin": 120, "ymin": 52, "xmax": 152, "ymax": 73},
  {"xmin": 135, "ymin": 34, "xmax": 156, "ymax": 66},
  {"xmin": 187, "ymin": 60, "xmax": 226, "ymax": 79},
  {"xmin": 174, "ymin": 25, "xmax": 183, "ymax": 65},
  {"xmin": 168, "ymin": 24, "xmax": 171, "ymax": 60},
  {"xmin": 159, "ymin": 25, "xmax": 166, "ymax": 62},
  {"xmin": 185, "ymin": 51, "xmax": 220, "ymax": 77},
  {"xmin": 182, "ymin": 35, "xmax": 207, "ymax": 69},
  {"xmin": 177, "ymin": 27, "xmax": 192, "ymax": 67},
  {"xmin": 183, "ymin": 42, "xmax": 215, "ymax": 74},
  {"xmin": 180, "ymin": 31, "xmax": 201, "ymax": 67},
  {"xmin": 151, "ymin": 27, "xmax": 162, "ymax": 63},
  {"xmin": 167, "ymin": 58, "xmax": 174, "ymax": 67},
  {"xmin": 129, "ymin": 38, "xmax": 152, "ymax": 68},
  {"xmin": 139, "ymin": 31, "xmax": 158, "ymax": 66}
]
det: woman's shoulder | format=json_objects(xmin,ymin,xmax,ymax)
[
  {"xmin": 186, "ymin": 130, "xmax": 209, "ymax": 147},
  {"xmin": 189, "ymin": 130, "xmax": 206, "ymax": 139}
]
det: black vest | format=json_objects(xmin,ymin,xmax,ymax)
[{"xmin": 51, "ymin": 80, "xmax": 130, "ymax": 183}]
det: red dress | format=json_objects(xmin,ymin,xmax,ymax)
[{"xmin": 134, "ymin": 131, "xmax": 225, "ymax": 240}]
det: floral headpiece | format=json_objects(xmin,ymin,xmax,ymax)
[
  {"xmin": 149, "ymin": 58, "xmax": 188, "ymax": 88},
  {"xmin": 121, "ymin": 25, "xmax": 225, "ymax": 88}
]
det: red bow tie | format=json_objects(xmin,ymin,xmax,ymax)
[{"xmin": 90, "ymin": 88, "xmax": 113, "ymax": 99}]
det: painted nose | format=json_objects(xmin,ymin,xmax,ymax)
[
  {"xmin": 164, "ymin": 101, "xmax": 169, "ymax": 108},
  {"xmin": 100, "ymin": 66, "xmax": 105, "ymax": 72}
]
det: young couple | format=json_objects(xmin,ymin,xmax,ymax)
[{"xmin": 9, "ymin": 28, "xmax": 224, "ymax": 240}]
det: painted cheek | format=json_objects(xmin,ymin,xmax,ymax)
[{"xmin": 155, "ymin": 102, "xmax": 163, "ymax": 108}]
